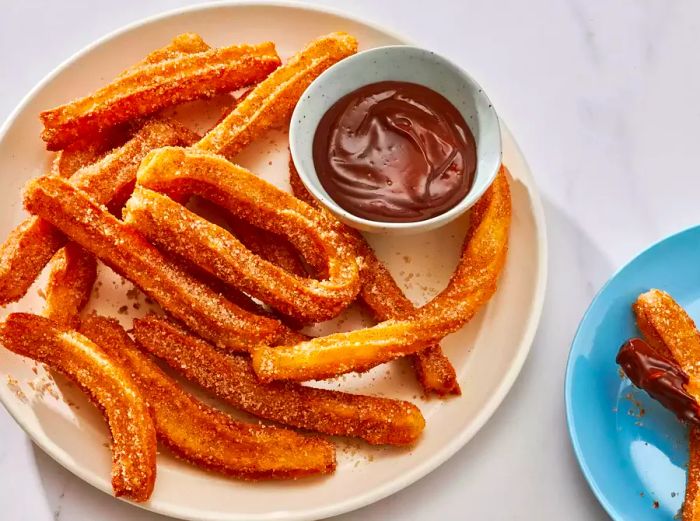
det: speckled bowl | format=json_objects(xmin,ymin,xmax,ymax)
[{"xmin": 289, "ymin": 45, "xmax": 502, "ymax": 234}]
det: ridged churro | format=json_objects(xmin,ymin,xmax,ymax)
[
  {"xmin": 80, "ymin": 314, "xmax": 336, "ymax": 479},
  {"xmin": 43, "ymin": 242, "xmax": 96, "ymax": 327},
  {"xmin": 0, "ymin": 313, "xmax": 157, "ymax": 501},
  {"xmin": 0, "ymin": 118, "xmax": 196, "ymax": 306},
  {"xmin": 125, "ymin": 147, "xmax": 360, "ymax": 323},
  {"xmin": 196, "ymin": 32, "xmax": 357, "ymax": 159},
  {"xmin": 23, "ymin": 175, "xmax": 281, "ymax": 349},
  {"xmin": 687, "ymin": 427, "xmax": 700, "ymax": 521},
  {"xmin": 634, "ymin": 289, "xmax": 700, "ymax": 385},
  {"xmin": 289, "ymin": 158, "xmax": 460, "ymax": 395},
  {"xmin": 41, "ymin": 42, "xmax": 280, "ymax": 150},
  {"xmin": 133, "ymin": 315, "xmax": 425, "ymax": 446},
  {"xmin": 252, "ymin": 169, "xmax": 511, "ymax": 382}
]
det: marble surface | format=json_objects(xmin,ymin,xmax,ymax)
[{"xmin": 1, "ymin": 0, "xmax": 698, "ymax": 519}]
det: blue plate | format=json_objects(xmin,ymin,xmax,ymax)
[{"xmin": 566, "ymin": 225, "xmax": 700, "ymax": 520}]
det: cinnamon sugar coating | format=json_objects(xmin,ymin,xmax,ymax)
[
  {"xmin": 196, "ymin": 32, "xmax": 357, "ymax": 159},
  {"xmin": 0, "ymin": 118, "xmax": 195, "ymax": 306},
  {"xmin": 126, "ymin": 147, "xmax": 360, "ymax": 322},
  {"xmin": 23, "ymin": 175, "xmax": 281, "ymax": 349},
  {"xmin": 289, "ymin": 159, "xmax": 460, "ymax": 395},
  {"xmin": 133, "ymin": 315, "xmax": 425, "ymax": 446},
  {"xmin": 43, "ymin": 242, "xmax": 97, "ymax": 327},
  {"xmin": 80, "ymin": 314, "xmax": 335, "ymax": 479},
  {"xmin": 0, "ymin": 313, "xmax": 157, "ymax": 501},
  {"xmin": 252, "ymin": 169, "xmax": 512, "ymax": 382},
  {"xmin": 40, "ymin": 41, "xmax": 280, "ymax": 150}
]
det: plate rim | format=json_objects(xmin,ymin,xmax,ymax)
[
  {"xmin": 0, "ymin": 2, "xmax": 549, "ymax": 520},
  {"xmin": 564, "ymin": 223, "xmax": 700, "ymax": 521}
]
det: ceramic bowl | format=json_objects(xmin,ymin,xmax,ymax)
[{"xmin": 289, "ymin": 45, "xmax": 502, "ymax": 234}]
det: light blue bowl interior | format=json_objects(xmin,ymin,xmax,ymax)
[
  {"xmin": 566, "ymin": 225, "xmax": 700, "ymax": 520},
  {"xmin": 290, "ymin": 45, "xmax": 501, "ymax": 228}
]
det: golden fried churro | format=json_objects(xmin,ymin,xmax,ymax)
[
  {"xmin": 0, "ymin": 313, "xmax": 156, "ymax": 501},
  {"xmin": 79, "ymin": 314, "xmax": 335, "ymax": 479},
  {"xmin": 133, "ymin": 315, "xmax": 425, "ymax": 446},
  {"xmin": 252, "ymin": 169, "xmax": 511, "ymax": 382},
  {"xmin": 227, "ymin": 217, "xmax": 307, "ymax": 278},
  {"xmin": 195, "ymin": 32, "xmax": 357, "ymax": 159},
  {"xmin": 120, "ymin": 33, "xmax": 211, "ymax": 76},
  {"xmin": 50, "ymin": 126, "xmax": 129, "ymax": 178},
  {"xmin": 0, "ymin": 118, "xmax": 195, "ymax": 306},
  {"xmin": 687, "ymin": 427, "xmax": 700, "ymax": 521},
  {"xmin": 44, "ymin": 243, "xmax": 97, "ymax": 327},
  {"xmin": 41, "ymin": 42, "xmax": 280, "ymax": 150},
  {"xmin": 622, "ymin": 291, "xmax": 700, "ymax": 518},
  {"xmin": 288, "ymin": 158, "xmax": 459, "ymax": 395},
  {"xmin": 23, "ymin": 175, "xmax": 281, "ymax": 349},
  {"xmin": 634, "ymin": 289, "xmax": 700, "ymax": 388},
  {"xmin": 125, "ymin": 147, "xmax": 360, "ymax": 323}
]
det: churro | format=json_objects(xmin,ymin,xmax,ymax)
[
  {"xmin": 43, "ymin": 243, "xmax": 96, "ymax": 327},
  {"xmin": 635, "ymin": 289, "xmax": 700, "ymax": 386},
  {"xmin": 125, "ymin": 147, "xmax": 360, "ymax": 323},
  {"xmin": 120, "ymin": 33, "xmax": 211, "ymax": 76},
  {"xmin": 80, "ymin": 314, "xmax": 336, "ymax": 479},
  {"xmin": 133, "ymin": 315, "xmax": 426, "ymax": 446},
  {"xmin": 0, "ymin": 118, "xmax": 195, "ymax": 306},
  {"xmin": 289, "ymin": 158, "xmax": 460, "ymax": 395},
  {"xmin": 195, "ymin": 32, "xmax": 357, "ymax": 159},
  {"xmin": 687, "ymin": 427, "xmax": 700, "ymax": 521},
  {"xmin": 621, "ymin": 290, "xmax": 700, "ymax": 519},
  {"xmin": 0, "ymin": 313, "xmax": 157, "ymax": 501},
  {"xmin": 23, "ymin": 175, "xmax": 281, "ymax": 349},
  {"xmin": 252, "ymin": 169, "xmax": 511, "ymax": 382},
  {"xmin": 41, "ymin": 42, "xmax": 280, "ymax": 150}
]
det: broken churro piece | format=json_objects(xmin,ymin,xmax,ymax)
[
  {"xmin": 0, "ymin": 313, "xmax": 156, "ymax": 501},
  {"xmin": 133, "ymin": 315, "xmax": 425, "ymax": 446},
  {"xmin": 23, "ymin": 175, "xmax": 281, "ymax": 350},
  {"xmin": 44, "ymin": 242, "xmax": 97, "ymax": 327},
  {"xmin": 40, "ymin": 42, "xmax": 280, "ymax": 150},
  {"xmin": 80, "ymin": 314, "xmax": 335, "ymax": 479}
]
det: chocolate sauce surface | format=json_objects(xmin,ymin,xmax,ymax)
[
  {"xmin": 617, "ymin": 338, "xmax": 700, "ymax": 425},
  {"xmin": 313, "ymin": 81, "xmax": 477, "ymax": 223}
]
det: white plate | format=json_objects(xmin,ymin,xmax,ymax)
[{"xmin": 0, "ymin": 2, "xmax": 547, "ymax": 520}]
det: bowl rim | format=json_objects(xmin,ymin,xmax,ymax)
[{"xmin": 289, "ymin": 44, "xmax": 502, "ymax": 232}]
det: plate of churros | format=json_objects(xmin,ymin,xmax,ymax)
[
  {"xmin": 0, "ymin": 2, "xmax": 547, "ymax": 520},
  {"xmin": 567, "ymin": 225, "xmax": 700, "ymax": 520}
]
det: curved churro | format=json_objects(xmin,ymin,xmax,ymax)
[
  {"xmin": 133, "ymin": 315, "xmax": 425, "ymax": 446},
  {"xmin": 0, "ymin": 118, "xmax": 196, "ymax": 306},
  {"xmin": 252, "ymin": 169, "xmax": 511, "ymax": 382},
  {"xmin": 125, "ymin": 147, "xmax": 360, "ymax": 323},
  {"xmin": 23, "ymin": 175, "xmax": 281, "ymax": 349},
  {"xmin": 41, "ymin": 42, "xmax": 280, "ymax": 150},
  {"xmin": 289, "ymin": 159, "xmax": 460, "ymax": 395},
  {"xmin": 79, "ymin": 314, "xmax": 335, "ymax": 479},
  {"xmin": 196, "ymin": 32, "xmax": 357, "ymax": 159},
  {"xmin": 0, "ymin": 313, "xmax": 157, "ymax": 501},
  {"xmin": 44, "ymin": 242, "xmax": 97, "ymax": 327}
]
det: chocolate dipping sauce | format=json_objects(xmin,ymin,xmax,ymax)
[
  {"xmin": 617, "ymin": 338, "xmax": 700, "ymax": 425},
  {"xmin": 312, "ymin": 81, "xmax": 477, "ymax": 223}
]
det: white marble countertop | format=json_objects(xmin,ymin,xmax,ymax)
[{"xmin": 2, "ymin": 1, "xmax": 698, "ymax": 519}]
